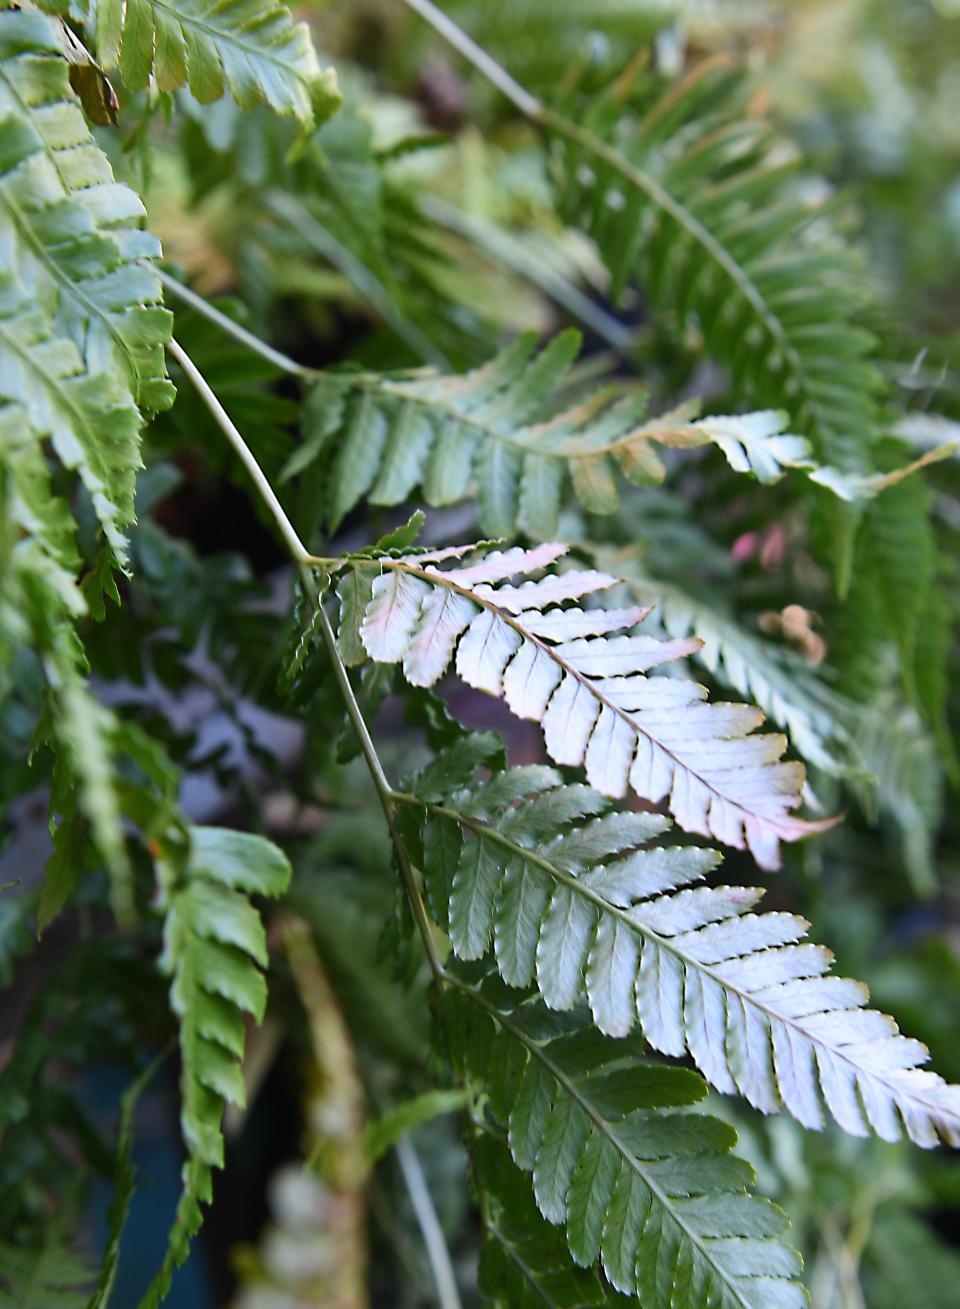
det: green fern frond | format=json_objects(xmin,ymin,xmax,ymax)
[
  {"xmin": 444, "ymin": 979, "xmax": 804, "ymax": 1307},
  {"xmin": 0, "ymin": 9, "xmax": 173, "ymax": 416},
  {"xmin": 88, "ymin": 1056, "xmax": 161, "ymax": 1309},
  {"xmin": 0, "ymin": 272, "xmax": 142, "ymax": 568},
  {"xmin": 0, "ymin": 1238, "xmax": 91, "ymax": 1309},
  {"xmin": 549, "ymin": 59, "xmax": 879, "ymax": 493},
  {"xmin": 336, "ymin": 542, "xmax": 831, "ymax": 868},
  {"xmin": 0, "ymin": 6, "xmax": 176, "ymax": 579},
  {"xmin": 7, "ymin": 530, "xmax": 132, "ymax": 921},
  {"xmin": 95, "ymin": 0, "xmax": 341, "ymax": 126},
  {"xmin": 405, "ymin": 759, "xmax": 960, "ymax": 1146},
  {"xmin": 144, "ymin": 825, "xmax": 291, "ymax": 1306},
  {"xmin": 296, "ymin": 332, "xmax": 850, "ymax": 537}
]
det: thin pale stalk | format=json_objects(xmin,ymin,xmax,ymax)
[
  {"xmin": 167, "ymin": 338, "xmax": 311, "ymax": 564},
  {"xmin": 400, "ymin": 0, "xmax": 541, "ymax": 116},
  {"xmin": 312, "ymin": 600, "xmax": 447, "ymax": 984},
  {"xmin": 395, "ymin": 1137, "xmax": 463, "ymax": 1309},
  {"xmin": 175, "ymin": 339, "xmax": 444, "ymax": 982},
  {"xmin": 160, "ymin": 273, "xmax": 315, "ymax": 378}
]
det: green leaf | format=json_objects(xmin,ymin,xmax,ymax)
[
  {"xmin": 0, "ymin": 10, "xmax": 173, "ymax": 419},
  {"xmin": 143, "ymin": 824, "xmax": 291, "ymax": 1305},
  {"xmin": 188, "ymin": 825, "xmax": 293, "ymax": 899},
  {"xmin": 475, "ymin": 1136, "xmax": 612, "ymax": 1308},
  {"xmin": 364, "ymin": 1088, "xmax": 468, "ymax": 1163},
  {"xmin": 95, "ymin": 0, "xmax": 341, "ymax": 127},
  {"xmin": 441, "ymin": 979, "xmax": 805, "ymax": 1308},
  {"xmin": 87, "ymin": 1055, "xmax": 164, "ymax": 1309},
  {"xmin": 295, "ymin": 336, "xmax": 850, "ymax": 538}
]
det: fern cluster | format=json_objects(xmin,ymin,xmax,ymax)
[{"xmin": 1, "ymin": 0, "xmax": 958, "ymax": 1306}]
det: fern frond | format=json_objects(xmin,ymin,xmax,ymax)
[
  {"xmin": 0, "ymin": 1239, "xmax": 91, "ymax": 1309},
  {"xmin": 444, "ymin": 979, "xmax": 804, "ymax": 1306},
  {"xmin": 95, "ymin": 0, "xmax": 340, "ymax": 127},
  {"xmin": 301, "ymin": 332, "xmax": 846, "ymax": 536},
  {"xmin": 6, "ymin": 526, "xmax": 132, "ymax": 919},
  {"xmin": 406, "ymin": 762, "xmax": 960, "ymax": 1146},
  {"xmin": 0, "ymin": 9, "xmax": 173, "ymax": 416},
  {"xmin": 549, "ymin": 59, "xmax": 879, "ymax": 493},
  {"xmin": 0, "ymin": 270, "xmax": 142, "ymax": 568},
  {"xmin": 336, "ymin": 543, "xmax": 831, "ymax": 868},
  {"xmin": 144, "ymin": 826, "xmax": 291, "ymax": 1306}
]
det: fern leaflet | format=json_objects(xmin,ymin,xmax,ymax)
[
  {"xmin": 296, "ymin": 332, "xmax": 857, "ymax": 537},
  {"xmin": 95, "ymin": 0, "xmax": 341, "ymax": 126},
  {"xmin": 404, "ymin": 757, "xmax": 960, "ymax": 1147},
  {"xmin": 473, "ymin": 1135, "xmax": 614, "ymax": 1308},
  {"xmin": 443, "ymin": 976, "xmax": 804, "ymax": 1307},
  {"xmin": 336, "ymin": 542, "xmax": 832, "ymax": 868},
  {"xmin": 144, "ymin": 825, "xmax": 292, "ymax": 1305}
]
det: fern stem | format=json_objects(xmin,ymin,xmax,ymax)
[
  {"xmin": 160, "ymin": 273, "xmax": 316, "ymax": 378},
  {"xmin": 395, "ymin": 1137, "xmax": 463, "ymax": 1309},
  {"xmin": 400, "ymin": 0, "xmax": 541, "ymax": 117},
  {"xmin": 171, "ymin": 333, "xmax": 444, "ymax": 982},
  {"xmin": 312, "ymin": 600, "xmax": 447, "ymax": 984},
  {"xmin": 167, "ymin": 338, "xmax": 312, "ymax": 564}
]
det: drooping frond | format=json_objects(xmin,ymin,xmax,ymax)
[
  {"xmin": 404, "ymin": 758, "xmax": 960, "ymax": 1147},
  {"xmin": 549, "ymin": 58, "xmax": 880, "ymax": 493},
  {"xmin": 0, "ymin": 7, "xmax": 175, "ymax": 582},
  {"xmin": 336, "ymin": 543, "xmax": 831, "ymax": 868},
  {"xmin": 95, "ymin": 0, "xmax": 341, "ymax": 127},
  {"xmin": 2, "ymin": 480, "xmax": 128, "ymax": 922},
  {"xmin": 144, "ymin": 826, "xmax": 292, "ymax": 1306},
  {"xmin": 0, "ymin": 9, "xmax": 173, "ymax": 416},
  {"xmin": 298, "ymin": 331, "xmax": 848, "ymax": 536},
  {"xmin": 442, "ymin": 977, "xmax": 804, "ymax": 1307}
]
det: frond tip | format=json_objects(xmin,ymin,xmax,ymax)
[{"xmin": 336, "ymin": 543, "xmax": 835, "ymax": 868}]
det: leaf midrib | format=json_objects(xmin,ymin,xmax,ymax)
[{"xmin": 343, "ymin": 370, "xmax": 705, "ymax": 464}]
